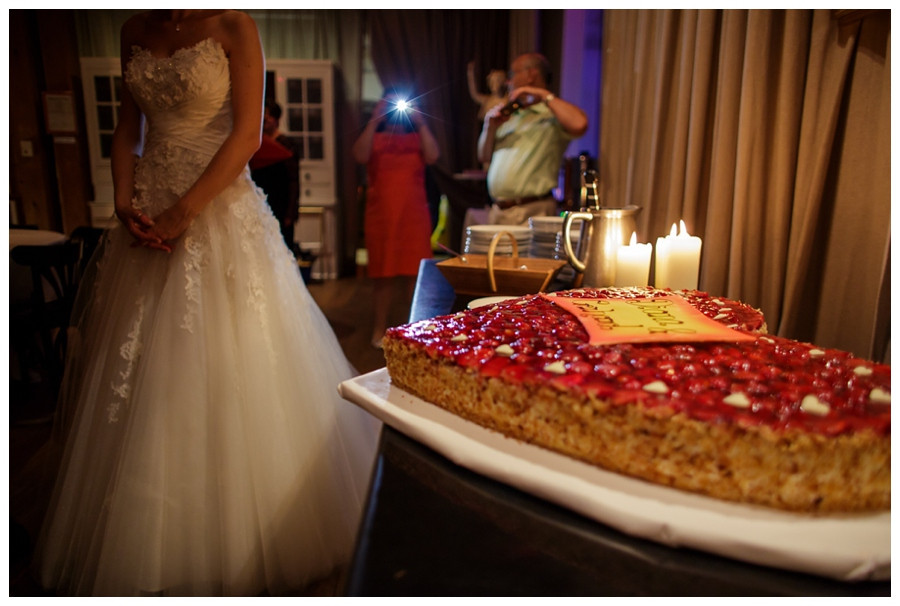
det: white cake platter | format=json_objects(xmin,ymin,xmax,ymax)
[{"xmin": 338, "ymin": 368, "xmax": 889, "ymax": 582}]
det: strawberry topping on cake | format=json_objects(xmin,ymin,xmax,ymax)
[{"xmin": 388, "ymin": 287, "xmax": 890, "ymax": 437}]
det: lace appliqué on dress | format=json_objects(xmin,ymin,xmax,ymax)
[
  {"xmin": 125, "ymin": 38, "xmax": 226, "ymax": 113},
  {"xmin": 125, "ymin": 38, "xmax": 230, "ymax": 210},
  {"xmin": 108, "ymin": 296, "xmax": 146, "ymax": 424},
  {"xmin": 133, "ymin": 144, "xmax": 209, "ymax": 212},
  {"xmin": 229, "ymin": 196, "xmax": 282, "ymax": 361},
  {"xmin": 181, "ymin": 233, "xmax": 210, "ymax": 334},
  {"xmin": 230, "ymin": 197, "xmax": 268, "ymax": 313}
]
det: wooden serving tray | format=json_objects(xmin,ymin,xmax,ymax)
[{"xmin": 437, "ymin": 231, "xmax": 567, "ymax": 297}]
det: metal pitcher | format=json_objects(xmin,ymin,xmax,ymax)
[{"xmin": 562, "ymin": 205, "xmax": 642, "ymax": 287}]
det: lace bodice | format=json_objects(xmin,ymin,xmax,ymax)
[{"xmin": 125, "ymin": 38, "xmax": 233, "ymax": 205}]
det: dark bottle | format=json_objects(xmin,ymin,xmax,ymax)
[{"xmin": 581, "ymin": 169, "xmax": 600, "ymax": 210}]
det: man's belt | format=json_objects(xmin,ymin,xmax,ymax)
[{"xmin": 493, "ymin": 192, "xmax": 555, "ymax": 210}]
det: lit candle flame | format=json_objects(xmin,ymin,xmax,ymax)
[{"xmin": 629, "ymin": 231, "xmax": 637, "ymax": 246}]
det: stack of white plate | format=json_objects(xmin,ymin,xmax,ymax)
[
  {"xmin": 528, "ymin": 216, "xmax": 564, "ymax": 259},
  {"xmin": 464, "ymin": 224, "xmax": 532, "ymax": 256}
]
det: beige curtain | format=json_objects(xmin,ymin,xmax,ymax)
[
  {"xmin": 600, "ymin": 9, "xmax": 890, "ymax": 360},
  {"xmin": 74, "ymin": 10, "xmax": 136, "ymax": 56}
]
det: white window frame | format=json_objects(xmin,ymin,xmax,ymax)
[{"xmin": 80, "ymin": 57, "xmax": 122, "ymax": 227}]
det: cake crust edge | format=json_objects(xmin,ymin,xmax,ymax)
[{"xmin": 384, "ymin": 338, "xmax": 891, "ymax": 513}]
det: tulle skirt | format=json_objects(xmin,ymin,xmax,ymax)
[{"xmin": 34, "ymin": 174, "xmax": 380, "ymax": 596}]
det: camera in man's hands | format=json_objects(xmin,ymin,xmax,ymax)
[{"xmin": 499, "ymin": 93, "xmax": 538, "ymax": 117}]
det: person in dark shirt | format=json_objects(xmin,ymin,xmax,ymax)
[{"xmin": 250, "ymin": 101, "xmax": 300, "ymax": 251}]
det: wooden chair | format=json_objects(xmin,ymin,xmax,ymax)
[
  {"xmin": 69, "ymin": 225, "xmax": 107, "ymax": 276},
  {"xmin": 10, "ymin": 239, "xmax": 84, "ymax": 392}
]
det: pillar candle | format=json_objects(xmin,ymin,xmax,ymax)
[
  {"xmin": 654, "ymin": 220, "xmax": 702, "ymax": 290},
  {"xmin": 614, "ymin": 232, "xmax": 652, "ymax": 287}
]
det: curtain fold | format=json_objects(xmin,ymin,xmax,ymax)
[
  {"xmin": 803, "ymin": 15, "xmax": 891, "ymax": 360},
  {"xmin": 727, "ymin": 11, "xmax": 810, "ymax": 324},
  {"xmin": 778, "ymin": 11, "xmax": 859, "ymax": 342},
  {"xmin": 252, "ymin": 9, "xmax": 347, "ymax": 60},
  {"xmin": 600, "ymin": 9, "xmax": 890, "ymax": 359},
  {"xmin": 74, "ymin": 10, "xmax": 136, "ymax": 56}
]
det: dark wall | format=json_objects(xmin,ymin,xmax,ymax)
[
  {"xmin": 538, "ymin": 9, "xmax": 565, "ymax": 92},
  {"xmin": 10, "ymin": 9, "xmax": 93, "ymax": 233}
]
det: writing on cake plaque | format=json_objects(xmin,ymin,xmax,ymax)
[{"xmin": 545, "ymin": 294, "xmax": 757, "ymax": 345}]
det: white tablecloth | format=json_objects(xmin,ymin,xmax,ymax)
[{"xmin": 9, "ymin": 228, "xmax": 67, "ymax": 250}]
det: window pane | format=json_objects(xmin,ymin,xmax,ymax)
[
  {"xmin": 288, "ymin": 107, "xmax": 304, "ymax": 132},
  {"xmin": 113, "ymin": 76, "xmax": 123, "ymax": 101},
  {"xmin": 287, "ymin": 78, "xmax": 303, "ymax": 104},
  {"xmin": 97, "ymin": 105, "xmax": 114, "ymax": 131},
  {"xmin": 308, "ymin": 136, "xmax": 324, "ymax": 160},
  {"xmin": 284, "ymin": 135, "xmax": 303, "ymax": 158},
  {"xmin": 307, "ymin": 79, "xmax": 322, "ymax": 104},
  {"xmin": 95, "ymin": 76, "xmax": 112, "ymax": 103},
  {"xmin": 307, "ymin": 108, "xmax": 323, "ymax": 133}
]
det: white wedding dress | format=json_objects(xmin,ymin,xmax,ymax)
[{"xmin": 35, "ymin": 38, "xmax": 380, "ymax": 596}]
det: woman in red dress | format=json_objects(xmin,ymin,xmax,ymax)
[{"xmin": 352, "ymin": 92, "xmax": 440, "ymax": 347}]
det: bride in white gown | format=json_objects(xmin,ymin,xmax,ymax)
[{"xmin": 34, "ymin": 10, "xmax": 380, "ymax": 596}]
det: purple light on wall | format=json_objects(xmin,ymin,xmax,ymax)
[
  {"xmin": 560, "ymin": 9, "xmax": 602, "ymax": 160},
  {"xmin": 557, "ymin": 9, "xmax": 602, "ymax": 202}
]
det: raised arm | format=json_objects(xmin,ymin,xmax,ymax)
[
  {"xmin": 467, "ymin": 61, "xmax": 487, "ymax": 105},
  {"xmin": 508, "ymin": 85, "xmax": 588, "ymax": 137},
  {"xmin": 409, "ymin": 110, "xmax": 440, "ymax": 165},
  {"xmin": 477, "ymin": 102, "xmax": 508, "ymax": 165},
  {"xmin": 148, "ymin": 11, "xmax": 264, "ymax": 249},
  {"xmin": 352, "ymin": 97, "xmax": 390, "ymax": 164}
]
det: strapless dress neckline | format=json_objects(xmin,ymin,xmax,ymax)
[{"xmin": 130, "ymin": 36, "xmax": 223, "ymax": 61}]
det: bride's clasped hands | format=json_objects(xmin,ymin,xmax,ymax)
[{"xmin": 117, "ymin": 198, "xmax": 197, "ymax": 253}]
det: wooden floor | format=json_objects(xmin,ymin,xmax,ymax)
[{"xmin": 8, "ymin": 273, "xmax": 409, "ymax": 596}]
